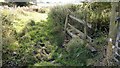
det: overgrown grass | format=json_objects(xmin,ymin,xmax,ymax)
[
  {"xmin": 51, "ymin": 37, "xmax": 93, "ymax": 66},
  {"xmin": 1, "ymin": 2, "xmax": 111, "ymax": 66},
  {"xmin": 44, "ymin": 3, "xmax": 110, "ymax": 66},
  {"xmin": 12, "ymin": 9, "xmax": 48, "ymax": 33},
  {"xmin": 1, "ymin": 8, "xmax": 57, "ymax": 66}
]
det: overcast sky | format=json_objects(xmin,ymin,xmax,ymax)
[
  {"xmin": 1, "ymin": 0, "xmax": 119, "ymax": 2},
  {"xmin": 40, "ymin": 0, "xmax": 84, "ymax": 3}
]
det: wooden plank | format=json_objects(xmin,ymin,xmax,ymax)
[
  {"xmin": 69, "ymin": 15, "xmax": 85, "ymax": 24},
  {"xmin": 68, "ymin": 23, "xmax": 84, "ymax": 38},
  {"xmin": 64, "ymin": 15, "xmax": 68, "ymax": 31},
  {"xmin": 67, "ymin": 9, "xmax": 74, "ymax": 16},
  {"xmin": 87, "ymin": 35, "xmax": 93, "ymax": 42},
  {"xmin": 84, "ymin": 17, "xmax": 87, "ymax": 43},
  {"xmin": 116, "ymin": 46, "xmax": 120, "ymax": 50},
  {"xmin": 69, "ymin": 15, "xmax": 92, "ymax": 28},
  {"xmin": 115, "ymin": 52, "xmax": 120, "ymax": 57},
  {"xmin": 113, "ymin": 57, "xmax": 119, "ymax": 63},
  {"xmin": 67, "ymin": 23, "xmax": 92, "ymax": 42},
  {"xmin": 66, "ymin": 29, "xmax": 77, "ymax": 38},
  {"xmin": 86, "ymin": 44, "xmax": 97, "ymax": 53},
  {"xmin": 87, "ymin": 22, "xmax": 92, "ymax": 28},
  {"xmin": 116, "ymin": 31, "xmax": 120, "ymax": 49}
]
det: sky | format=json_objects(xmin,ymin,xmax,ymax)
[
  {"xmin": 0, "ymin": 0, "xmax": 84, "ymax": 3},
  {"xmin": 0, "ymin": 0, "xmax": 119, "ymax": 2},
  {"xmin": 40, "ymin": 0, "xmax": 84, "ymax": 3}
]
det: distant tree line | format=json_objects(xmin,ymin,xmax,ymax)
[{"xmin": 0, "ymin": 2, "xmax": 33, "ymax": 7}]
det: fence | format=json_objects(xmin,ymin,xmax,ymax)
[
  {"xmin": 64, "ymin": 9, "xmax": 120, "ymax": 64},
  {"xmin": 64, "ymin": 10, "xmax": 97, "ymax": 53},
  {"xmin": 114, "ymin": 26, "xmax": 120, "ymax": 64}
]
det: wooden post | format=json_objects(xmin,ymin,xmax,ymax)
[
  {"xmin": 117, "ymin": 2, "xmax": 120, "ymax": 30},
  {"xmin": 84, "ymin": 7, "xmax": 87, "ymax": 44},
  {"xmin": 63, "ymin": 14, "xmax": 69, "ymax": 45},
  {"xmin": 64, "ymin": 15, "xmax": 68, "ymax": 32},
  {"xmin": 114, "ymin": 1, "xmax": 120, "ymax": 64},
  {"xmin": 0, "ymin": 12, "xmax": 2, "ymax": 67},
  {"xmin": 105, "ymin": 2, "xmax": 118, "ymax": 66}
]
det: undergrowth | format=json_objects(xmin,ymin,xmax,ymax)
[{"xmin": 1, "ymin": 2, "xmax": 111, "ymax": 66}]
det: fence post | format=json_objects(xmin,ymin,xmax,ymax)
[
  {"xmin": 117, "ymin": 2, "xmax": 120, "ymax": 31},
  {"xmin": 84, "ymin": 9, "xmax": 87, "ymax": 44},
  {"xmin": 63, "ymin": 14, "xmax": 69, "ymax": 44},
  {"xmin": 105, "ymin": 2, "xmax": 118, "ymax": 66},
  {"xmin": 0, "ymin": 12, "xmax": 2, "ymax": 67},
  {"xmin": 64, "ymin": 14, "xmax": 68, "ymax": 32},
  {"xmin": 114, "ymin": 1, "xmax": 120, "ymax": 65}
]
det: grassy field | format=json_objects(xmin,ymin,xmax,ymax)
[
  {"xmin": 1, "ymin": 8, "xmax": 48, "ymax": 33},
  {"xmin": 13, "ymin": 10, "xmax": 48, "ymax": 33}
]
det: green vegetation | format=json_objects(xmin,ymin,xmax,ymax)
[
  {"xmin": 1, "ymin": 8, "xmax": 55, "ymax": 66},
  {"xmin": 54, "ymin": 37, "xmax": 92, "ymax": 66},
  {"xmin": 1, "ymin": 2, "xmax": 118, "ymax": 67}
]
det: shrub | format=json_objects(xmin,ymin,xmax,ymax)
[
  {"xmin": 65, "ymin": 37, "xmax": 92, "ymax": 66},
  {"xmin": 66, "ymin": 37, "xmax": 84, "ymax": 52},
  {"xmin": 46, "ymin": 5, "xmax": 75, "ymax": 46},
  {"xmin": 52, "ymin": 37, "xmax": 92, "ymax": 66},
  {"xmin": 1, "ymin": 9, "xmax": 19, "ymax": 66}
]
